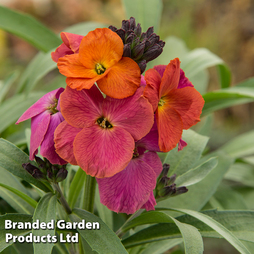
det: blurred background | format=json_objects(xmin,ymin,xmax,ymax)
[{"xmin": 0, "ymin": 0, "xmax": 253, "ymax": 253}]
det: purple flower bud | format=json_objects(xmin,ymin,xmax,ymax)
[
  {"xmin": 108, "ymin": 25, "xmax": 117, "ymax": 32},
  {"xmin": 123, "ymin": 44, "xmax": 131, "ymax": 57},
  {"xmin": 115, "ymin": 29, "xmax": 126, "ymax": 42},
  {"xmin": 146, "ymin": 27, "xmax": 154, "ymax": 37},
  {"xmin": 134, "ymin": 23, "xmax": 142, "ymax": 37},
  {"xmin": 138, "ymin": 60, "xmax": 147, "ymax": 73},
  {"xmin": 142, "ymin": 44, "xmax": 163, "ymax": 62},
  {"xmin": 129, "ymin": 17, "xmax": 136, "ymax": 30},
  {"xmin": 132, "ymin": 41, "xmax": 145, "ymax": 60},
  {"xmin": 55, "ymin": 168, "xmax": 68, "ymax": 182}
]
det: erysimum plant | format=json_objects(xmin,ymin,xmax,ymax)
[{"xmin": 0, "ymin": 1, "xmax": 254, "ymax": 254}]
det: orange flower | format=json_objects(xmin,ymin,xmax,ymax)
[{"xmin": 57, "ymin": 28, "xmax": 141, "ymax": 99}]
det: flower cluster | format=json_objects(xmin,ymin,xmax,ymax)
[{"xmin": 17, "ymin": 18, "xmax": 204, "ymax": 214}]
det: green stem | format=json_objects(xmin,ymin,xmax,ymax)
[
  {"xmin": 81, "ymin": 174, "xmax": 96, "ymax": 213},
  {"xmin": 52, "ymin": 183, "xmax": 72, "ymax": 215}
]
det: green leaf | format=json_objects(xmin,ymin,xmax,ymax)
[
  {"xmin": 163, "ymin": 129, "xmax": 209, "ymax": 176},
  {"xmin": 217, "ymin": 64, "xmax": 231, "ymax": 88},
  {"xmin": 175, "ymin": 157, "xmax": 218, "ymax": 187},
  {"xmin": 167, "ymin": 208, "xmax": 250, "ymax": 254},
  {"xmin": 0, "ymin": 182, "xmax": 37, "ymax": 208},
  {"xmin": 0, "ymin": 71, "xmax": 19, "ymax": 104},
  {"xmin": 19, "ymin": 51, "xmax": 57, "ymax": 93},
  {"xmin": 33, "ymin": 193, "xmax": 57, "ymax": 254},
  {"xmin": 224, "ymin": 162, "xmax": 254, "ymax": 187},
  {"xmin": 122, "ymin": 209, "xmax": 253, "ymax": 254},
  {"xmin": 180, "ymin": 48, "xmax": 228, "ymax": 80},
  {"xmin": 0, "ymin": 214, "xmax": 32, "ymax": 252},
  {"xmin": 159, "ymin": 151, "xmax": 234, "ymax": 211},
  {"xmin": 202, "ymin": 87, "xmax": 254, "ymax": 116},
  {"xmin": 63, "ymin": 21, "xmax": 106, "ymax": 35},
  {"xmin": 67, "ymin": 167, "xmax": 86, "ymax": 209},
  {"xmin": 121, "ymin": 0, "xmax": 163, "ymax": 33},
  {"xmin": 220, "ymin": 130, "xmax": 254, "ymax": 158},
  {"xmin": 69, "ymin": 208, "xmax": 128, "ymax": 254},
  {"xmin": 168, "ymin": 208, "xmax": 251, "ymax": 254},
  {"xmin": 210, "ymin": 185, "xmax": 248, "ymax": 210},
  {"xmin": 169, "ymin": 216, "xmax": 203, "ymax": 254},
  {"xmin": 139, "ymin": 239, "xmax": 183, "ymax": 254},
  {"xmin": 0, "ymin": 92, "xmax": 46, "ymax": 133},
  {"xmin": 0, "ymin": 166, "xmax": 34, "ymax": 214},
  {"xmin": 0, "ymin": 138, "xmax": 51, "ymax": 192},
  {"xmin": 0, "ymin": 6, "xmax": 61, "ymax": 52}
]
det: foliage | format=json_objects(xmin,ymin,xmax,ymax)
[{"xmin": 0, "ymin": 1, "xmax": 254, "ymax": 253}]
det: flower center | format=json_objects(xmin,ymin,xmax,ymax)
[
  {"xmin": 158, "ymin": 97, "xmax": 166, "ymax": 107},
  {"xmin": 97, "ymin": 117, "xmax": 113, "ymax": 129},
  {"xmin": 132, "ymin": 147, "xmax": 139, "ymax": 159},
  {"xmin": 95, "ymin": 63, "xmax": 106, "ymax": 75},
  {"xmin": 47, "ymin": 98, "xmax": 59, "ymax": 114}
]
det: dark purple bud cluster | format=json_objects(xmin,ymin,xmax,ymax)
[
  {"xmin": 156, "ymin": 164, "xmax": 188, "ymax": 199},
  {"xmin": 22, "ymin": 156, "xmax": 68, "ymax": 183},
  {"xmin": 109, "ymin": 17, "xmax": 165, "ymax": 73}
]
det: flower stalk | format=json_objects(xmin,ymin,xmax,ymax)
[{"xmin": 82, "ymin": 174, "xmax": 97, "ymax": 213}]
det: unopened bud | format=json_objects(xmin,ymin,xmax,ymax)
[{"xmin": 56, "ymin": 168, "xmax": 68, "ymax": 182}]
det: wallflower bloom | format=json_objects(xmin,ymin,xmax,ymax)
[
  {"xmin": 51, "ymin": 32, "xmax": 83, "ymax": 62},
  {"xmin": 97, "ymin": 126, "xmax": 162, "ymax": 214},
  {"xmin": 16, "ymin": 88, "xmax": 66, "ymax": 165},
  {"xmin": 57, "ymin": 28, "xmax": 141, "ymax": 99},
  {"xmin": 144, "ymin": 58, "xmax": 204, "ymax": 152},
  {"xmin": 54, "ymin": 85, "xmax": 154, "ymax": 178}
]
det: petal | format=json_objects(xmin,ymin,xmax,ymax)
[
  {"xmin": 97, "ymin": 57, "xmax": 141, "ymax": 99},
  {"xmin": 144, "ymin": 68, "xmax": 161, "ymax": 111},
  {"xmin": 54, "ymin": 121, "xmax": 81, "ymax": 165},
  {"xmin": 79, "ymin": 28, "xmax": 123, "ymax": 69},
  {"xmin": 61, "ymin": 32, "xmax": 83, "ymax": 53},
  {"xmin": 30, "ymin": 112, "xmax": 51, "ymax": 160},
  {"xmin": 16, "ymin": 88, "xmax": 64, "ymax": 124},
  {"xmin": 40, "ymin": 112, "xmax": 66, "ymax": 165},
  {"xmin": 103, "ymin": 87, "xmax": 154, "ymax": 141},
  {"xmin": 58, "ymin": 54, "xmax": 99, "ymax": 79},
  {"xmin": 167, "ymin": 87, "xmax": 204, "ymax": 129},
  {"xmin": 60, "ymin": 85, "xmax": 103, "ymax": 128},
  {"xmin": 156, "ymin": 106, "xmax": 183, "ymax": 152},
  {"xmin": 51, "ymin": 43, "xmax": 73, "ymax": 63},
  {"xmin": 178, "ymin": 138, "xmax": 187, "ymax": 151},
  {"xmin": 97, "ymin": 151, "xmax": 161, "ymax": 214},
  {"xmin": 159, "ymin": 58, "xmax": 180, "ymax": 97},
  {"xmin": 178, "ymin": 69, "xmax": 194, "ymax": 89},
  {"xmin": 141, "ymin": 192, "xmax": 157, "ymax": 211},
  {"xmin": 153, "ymin": 64, "xmax": 167, "ymax": 78},
  {"xmin": 74, "ymin": 126, "xmax": 135, "ymax": 178},
  {"xmin": 140, "ymin": 75, "xmax": 146, "ymax": 87}
]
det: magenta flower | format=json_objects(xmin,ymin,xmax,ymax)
[
  {"xmin": 96, "ymin": 126, "xmax": 162, "ymax": 214},
  {"xmin": 16, "ymin": 88, "xmax": 66, "ymax": 165},
  {"xmin": 54, "ymin": 85, "xmax": 154, "ymax": 178},
  {"xmin": 51, "ymin": 32, "xmax": 83, "ymax": 63}
]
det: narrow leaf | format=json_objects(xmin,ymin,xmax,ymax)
[
  {"xmin": 0, "ymin": 182, "xmax": 37, "ymax": 208},
  {"xmin": 121, "ymin": 0, "xmax": 163, "ymax": 33},
  {"xmin": 0, "ymin": 138, "xmax": 51, "ymax": 192},
  {"xmin": 0, "ymin": 214, "xmax": 32, "ymax": 252},
  {"xmin": 169, "ymin": 216, "xmax": 203, "ymax": 254},
  {"xmin": 175, "ymin": 157, "xmax": 218, "ymax": 187},
  {"xmin": 69, "ymin": 208, "xmax": 128, "ymax": 254},
  {"xmin": 163, "ymin": 129, "xmax": 209, "ymax": 176},
  {"xmin": 33, "ymin": 193, "xmax": 57, "ymax": 254},
  {"xmin": 0, "ymin": 6, "xmax": 61, "ymax": 52}
]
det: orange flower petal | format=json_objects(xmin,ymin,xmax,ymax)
[
  {"xmin": 58, "ymin": 54, "xmax": 97, "ymax": 78},
  {"xmin": 169, "ymin": 87, "xmax": 204, "ymax": 129},
  {"xmin": 156, "ymin": 106, "xmax": 183, "ymax": 152},
  {"xmin": 159, "ymin": 58, "xmax": 180, "ymax": 97},
  {"xmin": 144, "ymin": 68, "xmax": 161, "ymax": 111},
  {"xmin": 79, "ymin": 28, "xmax": 124, "ymax": 69},
  {"xmin": 97, "ymin": 57, "xmax": 141, "ymax": 99}
]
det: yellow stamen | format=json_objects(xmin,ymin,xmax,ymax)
[
  {"xmin": 95, "ymin": 63, "xmax": 106, "ymax": 75},
  {"xmin": 158, "ymin": 98, "xmax": 166, "ymax": 107}
]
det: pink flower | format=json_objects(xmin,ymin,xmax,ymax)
[
  {"xmin": 54, "ymin": 85, "xmax": 154, "ymax": 178},
  {"xmin": 51, "ymin": 32, "xmax": 83, "ymax": 63},
  {"xmin": 96, "ymin": 127, "xmax": 162, "ymax": 214},
  {"xmin": 16, "ymin": 88, "xmax": 66, "ymax": 165}
]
